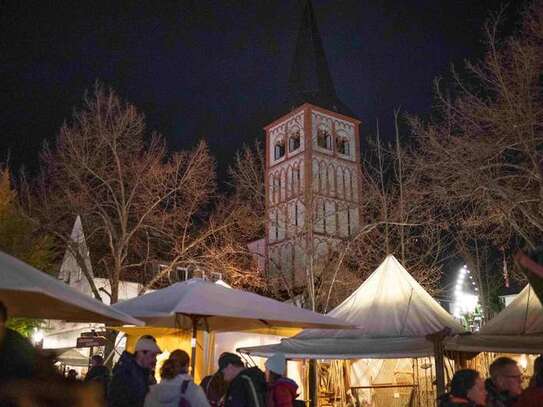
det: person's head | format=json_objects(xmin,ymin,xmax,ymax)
[
  {"xmin": 532, "ymin": 355, "xmax": 543, "ymax": 387},
  {"xmin": 218, "ymin": 352, "xmax": 245, "ymax": 382},
  {"xmin": 450, "ymin": 369, "xmax": 486, "ymax": 405},
  {"xmin": 490, "ymin": 357, "xmax": 523, "ymax": 396},
  {"xmin": 134, "ymin": 335, "xmax": 161, "ymax": 370},
  {"xmin": 91, "ymin": 354, "xmax": 104, "ymax": 367},
  {"xmin": 67, "ymin": 369, "xmax": 77, "ymax": 379},
  {"xmin": 265, "ymin": 353, "xmax": 286, "ymax": 382},
  {"xmin": 160, "ymin": 349, "xmax": 190, "ymax": 379}
]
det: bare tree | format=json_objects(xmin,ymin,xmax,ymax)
[
  {"xmin": 27, "ymin": 84, "xmax": 216, "ymax": 304},
  {"xmin": 408, "ymin": 2, "xmax": 543, "ymax": 315}
]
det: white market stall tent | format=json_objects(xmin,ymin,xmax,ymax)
[
  {"xmin": 113, "ymin": 278, "xmax": 351, "ymax": 376},
  {"xmin": 446, "ymin": 284, "xmax": 543, "ymax": 354},
  {"xmin": 239, "ymin": 255, "xmax": 464, "ymax": 359},
  {"xmin": 0, "ymin": 250, "xmax": 143, "ymax": 326},
  {"xmin": 239, "ymin": 255, "xmax": 464, "ymax": 406}
]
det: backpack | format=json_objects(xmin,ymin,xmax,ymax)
[
  {"xmin": 240, "ymin": 373, "xmax": 266, "ymax": 407},
  {"xmin": 179, "ymin": 380, "xmax": 192, "ymax": 407}
]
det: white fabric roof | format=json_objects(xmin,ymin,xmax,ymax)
[
  {"xmin": 0, "ymin": 250, "xmax": 143, "ymax": 325},
  {"xmin": 239, "ymin": 255, "xmax": 463, "ymax": 358},
  {"xmin": 480, "ymin": 284, "xmax": 543, "ymax": 335},
  {"xmin": 443, "ymin": 284, "xmax": 543, "ymax": 354},
  {"xmin": 297, "ymin": 254, "xmax": 464, "ymax": 340},
  {"xmin": 113, "ymin": 278, "xmax": 351, "ymax": 331},
  {"xmin": 445, "ymin": 334, "xmax": 543, "ymax": 354}
]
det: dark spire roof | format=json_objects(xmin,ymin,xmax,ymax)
[{"xmin": 287, "ymin": 0, "xmax": 354, "ymax": 117}]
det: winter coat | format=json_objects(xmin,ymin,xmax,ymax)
[
  {"xmin": 485, "ymin": 379, "xmax": 518, "ymax": 407},
  {"xmin": 144, "ymin": 373, "xmax": 211, "ymax": 407},
  {"xmin": 438, "ymin": 394, "xmax": 478, "ymax": 407},
  {"xmin": 0, "ymin": 327, "xmax": 37, "ymax": 382},
  {"xmin": 224, "ymin": 367, "xmax": 267, "ymax": 407},
  {"xmin": 85, "ymin": 365, "xmax": 110, "ymax": 395},
  {"xmin": 266, "ymin": 377, "xmax": 298, "ymax": 407},
  {"xmin": 108, "ymin": 351, "xmax": 152, "ymax": 407},
  {"xmin": 513, "ymin": 387, "xmax": 543, "ymax": 407},
  {"xmin": 201, "ymin": 372, "xmax": 228, "ymax": 406}
]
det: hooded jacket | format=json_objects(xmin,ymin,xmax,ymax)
[
  {"xmin": 108, "ymin": 351, "xmax": 151, "ymax": 407},
  {"xmin": 266, "ymin": 377, "xmax": 298, "ymax": 407},
  {"xmin": 224, "ymin": 367, "xmax": 267, "ymax": 407},
  {"xmin": 144, "ymin": 373, "xmax": 211, "ymax": 407}
]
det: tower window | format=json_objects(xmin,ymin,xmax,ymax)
[
  {"xmin": 347, "ymin": 208, "xmax": 351, "ymax": 237},
  {"xmin": 288, "ymin": 130, "xmax": 301, "ymax": 152},
  {"xmin": 274, "ymin": 141, "xmax": 285, "ymax": 160},
  {"xmin": 336, "ymin": 137, "xmax": 350, "ymax": 155},
  {"xmin": 317, "ymin": 128, "xmax": 332, "ymax": 150}
]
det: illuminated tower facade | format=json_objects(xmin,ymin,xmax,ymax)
[{"xmin": 264, "ymin": 1, "xmax": 361, "ymax": 287}]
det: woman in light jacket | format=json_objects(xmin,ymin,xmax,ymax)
[{"xmin": 144, "ymin": 349, "xmax": 210, "ymax": 407}]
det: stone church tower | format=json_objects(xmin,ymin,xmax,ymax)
[{"xmin": 265, "ymin": 0, "xmax": 361, "ymax": 287}]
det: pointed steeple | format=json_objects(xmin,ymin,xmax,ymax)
[
  {"xmin": 288, "ymin": 0, "xmax": 354, "ymax": 116},
  {"xmin": 58, "ymin": 215, "xmax": 93, "ymax": 283}
]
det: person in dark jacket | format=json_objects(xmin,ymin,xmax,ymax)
[
  {"xmin": 514, "ymin": 355, "xmax": 543, "ymax": 407},
  {"xmin": 438, "ymin": 369, "xmax": 486, "ymax": 407},
  {"xmin": 108, "ymin": 335, "xmax": 161, "ymax": 407},
  {"xmin": 264, "ymin": 353, "xmax": 298, "ymax": 407},
  {"xmin": 201, "ymin": 368, "xmax": 228, "ymax": 407},
  {"xmin": 0, "ymin": 301, "xmax": 37, "ymax": 383},
  {"xmin": 85, "ymin": 354, "xmax": 110, "ymax": 397},
  {"xmin": 485, "ymin": 357, "xmax": 522, "ymax": 407},
  {"xmin": 219, "ymin": 352, "xmax": 266, "ymax": 407}
]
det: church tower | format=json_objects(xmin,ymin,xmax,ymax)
[{"xmin": 265, "ymin": 0, "xmax": 362, "ymax": 287}]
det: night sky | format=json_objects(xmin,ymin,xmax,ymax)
[{"xmin": 1, "ymin": 0, "xmax": 529, "ymax": 178}]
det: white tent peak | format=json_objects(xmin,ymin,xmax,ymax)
[
  {"xmin": 58, "ymin": 215, "xmax": 93, "ymax": 283},
  {"xmin": 481, "ymin": 284, "xmax": 543, "ymax": 335},
  {"xmin": 298, "ymin": 254, "xmax": 464, "ymax": 339},
  {"xmin": 214, "ymin": 279, "xmax": 231, "ymax": 288}
]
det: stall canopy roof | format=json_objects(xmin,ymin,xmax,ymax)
[
  {"xmin": 296, "ymin": 254, "xmax": 464, "ymax": 340},
  {"xmin": 112, "ymin": 278, "xmax": 351, "ymax": 332},
  {"xmin": 444, "ymin": 284, "xmax": 543, "ymax": 354},
  {"xmin": 0, "ymin": 250, "xmax": 143, "ymax": 326},
  {"xmin": 239, "ymin": 255, "xmax": 463, "ymax": 358},
  {"xmin": 480, "ymin": 284, "xmax": 543, "ymax": 335}
]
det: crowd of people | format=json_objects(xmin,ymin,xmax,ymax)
[
  {"xmin": 105, "ymin": 335, "xmax": 299, "ymax": 407},
  {"xmin": 2, "ymin": 304, "xmax": 543, "ymax": 407},
  {"xmin": 438, "ymin": 356, "xmax": 543, "ymax": 407}
]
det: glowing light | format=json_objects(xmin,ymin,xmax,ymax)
[
  {"xmin": 451, "ymin": 264, "xmax": 482, "ymax": 326},
  {"xmin": 519, "ymin": 354, "xmax": 528, "ymax": 370},
  {"xmin": 32, "ymin": 329, "xmax": 44, "ymax": 345}
]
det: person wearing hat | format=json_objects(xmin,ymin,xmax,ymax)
[
  {"xmin": 108, "ymin": 335, "xmax": 162, "ymax": 407},
  {"xmin": 219, "ymin": 352, "xmax": 266, "ymax": 407},
  {"xmin": 264, "ymin": 353, "xmax": 298, "ymax": 407}
]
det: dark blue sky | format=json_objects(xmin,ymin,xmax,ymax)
[{"xmin": 1, "ymin": 0, "xmax": 528, "ymax": 177}]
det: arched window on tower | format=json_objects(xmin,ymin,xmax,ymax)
[
  {"xmin": 336, "ymin": 136, "xmax": 350, "ymax": 155},
  {"xmin": 274, "ymin": 140, "xmax": 285, "ymax": 160},
  {"xmin": 288, "ymin": 129, "xmax": 301, "ymax": 152},
  {"xmin": 317, "ymin": 127, "xmax": 332, "ymax": 150},
  {"xmin": 292, "ymin": 166, "xmax": 301, "ymax": 195}
]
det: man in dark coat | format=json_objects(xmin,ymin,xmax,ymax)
[
  {"xmin": 485, "ymin": 357, "xmax": 522, "ymax": 407},
  {"xmin": 0, "ymin": 301, "xmax": 37, "ymax": 383},
  {"xmin": 85, "ymin": 354, "xmax": 110, "ymax": 396},
  {"xmin": 108, "ymin": 335, "xmax": 161, "ymax": 407},
  {"xmin": 219, "ymin": 352, "xmax": 266, "ymax": 407}
]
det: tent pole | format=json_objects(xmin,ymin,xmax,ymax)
[
  {"xmin": 191, "ymin": 316, "xmax": 198, "ymax": 375},
  {"xmin": 426, "ymin": 328, "xmax": 450, "ymax": 398},
  {"xmin": 308, "ymin": 359, "xmax": 318, "ymax": 407}
]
